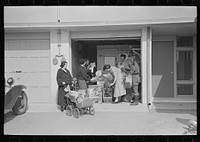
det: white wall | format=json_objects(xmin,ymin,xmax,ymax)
[
  {"xmin": 4, "ymin": 6, "xmax": 196, "ymax": 24},
  {"xmin": 4, "ymin": 6, "xmax": 58, "ymax": 23},
  {"xmin": 59, "ymin": 6, "xmax": 196, "ymax": 22},
  {"xmin": 50, "ymin": 30, "xmax": 72, "ymax": 104}
]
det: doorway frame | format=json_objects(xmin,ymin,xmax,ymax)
[{"xmin": 70, "ymin": 29, "xmax": 151, "ymax": 104}]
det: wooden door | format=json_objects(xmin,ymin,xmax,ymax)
[
  {"xmin": 152, "ymin": 41, "xmax": 174, "ymax": 97},
  {"xmin": 97, "ymin": 45, "xmax": 119, "ymax": 70}
]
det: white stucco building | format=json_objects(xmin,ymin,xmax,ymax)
[{"xmin": 4, "ymin": 6, "xmax": 197, "ymax": 111}]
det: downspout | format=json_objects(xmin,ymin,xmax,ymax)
[{"xmin": 147, "ymin": 27, "xmax": 152, "ymax": 111}]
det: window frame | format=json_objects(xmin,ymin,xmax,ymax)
[{"xmin": 175, "ymin": 35, "xmax": 195, "ymax": 97}]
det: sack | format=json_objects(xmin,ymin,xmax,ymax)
[{"xmin": 125, "ymin": 76, "xmax": 132, "ymax": 88}]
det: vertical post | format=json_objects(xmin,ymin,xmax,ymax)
[
  {"xmin": 141, "ymin": 27, "xmax": 148, "ymax": 104},
  {"xmin": 174, "ymin": 36, "xmax": 177, "ymax": 98},
  {"xmin": 147, "ymin": 27, "xmax": 152, "ymax": 109},
  {"xmin": 193, "ymin": 34, "xmax": 196, "ymax": 99}
]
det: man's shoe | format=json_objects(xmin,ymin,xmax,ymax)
[
  {"xmin": 130, "ymin": 96, "xmax": 139, "ymax": 105},
  {"xmin": 130, "ymin": 102, "xmax": 138, "ymax": 105},
  {"xmin": 60, "ymin": 106, "xmax": 65, "ymax": 112}
]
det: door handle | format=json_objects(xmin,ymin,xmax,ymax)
[{"xmin": 16, "ymin": 71, "xmax": 22, "ymax": 73}]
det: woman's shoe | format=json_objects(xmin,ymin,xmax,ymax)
[
  {"xmin": 112, "ymin": 98, "xmax": 119, "ymax": 104},
  {"xmin": 60, "ymin": 106, "xmax": 64, "ymax": 112}
]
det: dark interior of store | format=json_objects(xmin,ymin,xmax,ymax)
[
  {"xmin": 71, "ymin": 38, "xmax": 141, "ymax": 101},
  {"xmin": 71, "ymin": 38, "xmax": 141, "ymax": 78}
]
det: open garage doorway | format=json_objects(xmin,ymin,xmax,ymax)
[{"xmin": 71, "ymin": 37, "xmax": 142, "ymax": 102}]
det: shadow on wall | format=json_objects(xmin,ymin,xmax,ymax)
[
  {"xmin": 152, "ymin": 75, "xmax": 162, "ymax": 97},
  {"xmin": 152, "ymin": 74, "xmax": 174, "ymax": 98}
]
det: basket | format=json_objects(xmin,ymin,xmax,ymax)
[{"xmin": 76, "ymin": 98, "xmax": 93, "ymax": 108}]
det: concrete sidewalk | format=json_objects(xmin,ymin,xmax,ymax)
[
  {"xmin": 4, "ymin": 107, "xmax": 197, "ymax": 135},
  {"xmin": 27, "ymin": 102, "xmax": 149, "ymax": 112}
]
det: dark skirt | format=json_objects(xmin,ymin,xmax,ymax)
[
  {"xmin": 57, "ymin": 86, "xmax": 66, "ymax": 106},
  {"xmin": 78, "ymin": 79, "xmax": 88, "ymax": 90}
]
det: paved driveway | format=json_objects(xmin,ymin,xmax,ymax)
[{"xmin": 4, "ymin": 108, "xmax": 196, "ymax": 135}]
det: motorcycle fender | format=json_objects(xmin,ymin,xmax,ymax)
[{"xmin": 4, "ymin": 85, "xmax": 26, "ymax": 111}]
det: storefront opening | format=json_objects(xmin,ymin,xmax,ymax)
[{"xmin": 71, "ymin": 38, "xmax": 142, "ymax": 102}]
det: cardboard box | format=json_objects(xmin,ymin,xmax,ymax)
[{"xmin": 88, "ymin": 85, "xmax": 103, "ymax": 103}]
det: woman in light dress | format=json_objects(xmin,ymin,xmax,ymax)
[{"xmin": 103, "ymin": 64, "xmax": 126, "ymax": 103}]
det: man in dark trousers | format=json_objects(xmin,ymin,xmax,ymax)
[
  {"xmin": 124, "ymin": 51, "xmax": 140, "ymax": 105},
  {"xmin": 77, "ymin": 58, "xmax": 91, "ymax": 91},
  {"xmin": 85, "ymin": 58, "xmax": 93, "ymax": 79}
]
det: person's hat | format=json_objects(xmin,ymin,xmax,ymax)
[{"xmin": 60, "ymin": 61, "xmax": 67, "ymax": 67}]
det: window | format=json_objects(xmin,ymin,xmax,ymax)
[
  {"xmin": 177, "ymin": 51, "xmax": 193, "ymax": 80},
  {"xmin": 177, "ymin": 84, "xmax": 193, "ymax": 95},
  {"xmin": 176, "ymin": 36, "xmax": 194, "ymax": 96},
  {"xmin": 177, "ymin": 36, "xmax": 193, "ymax": 47}
]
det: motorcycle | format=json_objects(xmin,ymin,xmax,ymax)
[{"xmin": 4, "ymin": 77, "xmax": 28, "ymax": 115}]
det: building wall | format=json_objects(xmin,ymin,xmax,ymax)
[
  {"xmin": 152, "ymin": 34, "xmax": 196, "ymax": 99},
  {"xmin": 50, "ymin": 30, "xmax": 71, "ymax": 105},
  {"xmin": 4, "ymin": 30, "xmax": 196, "ymax": 112},
  {"xmin": 4, "ymin": 7, "xmax": 58, "ymax": 23},
  {"xmin": 4, "ymin": 6, "xmax": 196, "ymax": 24}
]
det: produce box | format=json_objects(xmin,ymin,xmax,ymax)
[{"xmin": 87, "ymin": 85, "xmax": 103, "ymax": 103}]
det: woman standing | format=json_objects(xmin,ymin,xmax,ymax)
[
  {"xmin": 103, "ymin": 64, "xmax": 126, "ymax": 103},
  {"xmin": 117, "ymin": 54, "xmax": 126, "ymax": 73},
  {"xmin": 117, "ymin": 54, "xmax": 130, "ymax": 102},
  {"xmin": 77, "ymin": 58, "xmax": 91, "ymax": 90},
  {"xmin": 56, "ymin": 61, "xmax": 73, "ymax": 112}
]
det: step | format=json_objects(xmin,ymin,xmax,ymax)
[
  {"xmin": 93, "ymin": 102, "xmax": 149, "ymax": 112},
  {"xmin": 149, "ymin": 98, "xmax": 197, "ymax": 111}
]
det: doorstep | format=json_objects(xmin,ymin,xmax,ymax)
[
  {"xmin": 149, "ymin": 97, "xmax": 197, "ymax": 111},
  {"xmin": 93, "ymin": 102, "xmax": 149, "ymax": 112}
]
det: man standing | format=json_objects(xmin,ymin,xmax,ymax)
[
  {"xmin": 77, "ymin": 58, "xmax": 91, "ymax": 90},
  {"xmin": 124, "ymin": 50, "xmax": 140, "ymax": 105}
]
